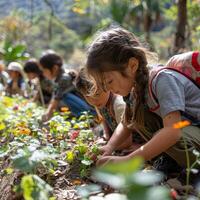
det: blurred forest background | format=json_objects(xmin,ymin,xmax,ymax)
[{"xmin": 0, "ymin": 0, "xmax": 199, "ymax": 67}]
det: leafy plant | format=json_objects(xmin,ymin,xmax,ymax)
[
  {"xmin": 78, "ymin": 157, "xmax": 171, "ymax": 200},
  {"xmin": 21, "ymin": 174, "xmax": 53, "ymax": 200},
  {"xmin": 1, "ymin": 41, "xmax": 29, "ymax": 64}
]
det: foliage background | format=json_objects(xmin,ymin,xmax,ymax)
[{"xmin": 0, "ymin": 0, "xmax": 199, "ymax": 67}]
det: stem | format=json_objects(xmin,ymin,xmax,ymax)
[{"xmin": 183, "ymin": 137, "xmax": 190, "ymax": 198}]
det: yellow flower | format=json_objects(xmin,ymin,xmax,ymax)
[
  {"xmin": 72, "ymin": 7, "xmax": 85, "ymax": 14},
  {"xmin": 0, "ymin": 122, "xmax": 6, "ymax": 131},
  {"xmin": 16, "ymin": 121, "xmax": 27, "ymax": 128}
]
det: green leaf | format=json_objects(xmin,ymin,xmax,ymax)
[
  {"xmin": 146, "ymin": 186, "xmax": 171, "ymax": 200},
  {"xmin": 94, "ymin": 171, "xmax": 126, "ymax": 189},
  {"xmin": 77, "ymin": 184, "xmax": 101, "ymax": 198},
  {"xmin": 66, "ymin": 151, "xmax": 74, "ymax": 163},
  {"xmin": 98, "ymin": 157, "xmax": 143, "ymax": 175},
  {"xmin": 30, "ymin": 150, "xmax": 50, "ymax": 162},
  {"xmin": 131, "ymin": 171, "xmax": 164, "ymax": 186},
  {"xmin": 0, "ymin": 122, "xmax": 6, "ymax": 130},
  {"xmin": 21, "ymin": 175, "xmax": 35, "ymax": 200},
  {"xmin": 21, "ymin": 175, "xmax": 53, "ymax": 200},
  {"xmin": 81, "ymin": 159, "xmax": 93, "ymax": 166},
  {"xmin": 5, "ymin": 167, "xmax": 14, "ymax": 175}
]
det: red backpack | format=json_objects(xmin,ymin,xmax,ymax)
[{"xmin": 149, "ymin": 51, "xmax": 200, "ymax": 112}]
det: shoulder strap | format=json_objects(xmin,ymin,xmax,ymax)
[
  {"xmin": 148, "ymin": 66, "xmax": 165, "ymax": 111},
  {"xmin": 149, "ymin": 67, "xmax": 200, "ymax": 112}
]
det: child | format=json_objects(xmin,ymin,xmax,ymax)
[
  {"xmin": 75, "ymin": 68, "xmax": 123, "ymax": 137},
  {"xmin": 75, "ymin": 68, "xmax": 143, "ymax": 150},
  {"xmin": 0, "ymin": 61, "xmax": 9, "ymax": 92},
  {"xmin": 6, "ymin": 62, "xmax": 26, "ymax": 96},
  {"xmin": 39, "ymin": 50, "xmax": 94, "ymax": 121},
  {"xmin": 24, "ymin": 58, "xmax": 53, "ymax": 105},
  {"xmin": 85, "ymin": 27, "xmax": 200, "ymax": 170}
]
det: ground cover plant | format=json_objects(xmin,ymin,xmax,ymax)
[{"xmin": 0, "ymin": 96, "xmax": 199, "ymax": 200}]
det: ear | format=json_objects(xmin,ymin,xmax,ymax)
[{"xmin": 128, "ymin": 57, "xmax": 139, "ymax": 74}]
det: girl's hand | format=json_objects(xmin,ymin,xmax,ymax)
[
  {"xmin": 96, "ymin": 155, "xmax": 128, "ymax": 166},
  {"xmin": 87, "ymin": 145, "xmax": 113, "ymax": 162},
  {"xmin": 100, "ymin": 145, "xmax": 114, "ymax": 156},
  {"xmin": 42, "ymin": 113, "xmax": 51, "ymax": 122}
]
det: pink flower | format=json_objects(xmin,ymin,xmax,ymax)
[{"xmin": 70, "ymin": 130, "xmax": 80, "ymax": 140}]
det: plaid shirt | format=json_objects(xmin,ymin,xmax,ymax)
[
  {"xmin": 99, "ymin": 93, "xmax": 118, "ymax": 133},
  {"xmin": 53, "ymin": 69, "xmax": 75, "ymax": 100}
]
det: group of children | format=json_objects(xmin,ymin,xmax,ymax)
[
  {"xmin": 1, "ymin": 27, "xmax": 200, "ymax": 182},
  {"xmin": 0, "ymin": 50, "xmax": 95, "ymax": 121}
]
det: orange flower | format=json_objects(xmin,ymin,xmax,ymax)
[
  {"xmin": 15, "ymin": 127, "xmax": 31, "ymax": 136},
  {"xmin": 72, "ymin": 179, "xmax": 82, "ymax": 185},
  {"xmin": 60, "ymin": 107, "xmax": 69, "ymax": 112},
  {"xmin": 173, "ymin": 120, "xmax": 190, "ymax": 129}
]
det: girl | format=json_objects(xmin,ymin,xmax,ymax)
[
  {"xmin": 0, "ymin": 61, "xmax": 9, "ymax": 92},
  {"xmin": 75, "ymin": 68, "xmax": 143, "ymax": 149},
  {"xmin": 39, "ymin": 50, "xmax": 94, "ymax": 121},
  {"xmin": 85, "ymin": 27, "xmax": 200, "ymax": 169},
  {"xmin": 76, "ymin": 69, "xmax": 122, "ymax": 136},
  {"xmin": 6, "ymin": 62, "xmax": 26, "ymax": 96},
  {"xmin": 24, "ymin": 58, "xmax": 53, "ymax": 105}
]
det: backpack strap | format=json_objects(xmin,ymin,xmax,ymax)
[
  {"xmin": 192, "ymin": 51, "xmax": 200, "ymax": 84},
  {"xmin": 149, "ymin": 67, "xmax": 200, "ymax": 112},
  {"xmin": 192, "ymin": 51, "xmax": 200, "ymax": 70},
  {"xmin": 148, "ymin": 66, "xmax": 165, "ymax": 112}
]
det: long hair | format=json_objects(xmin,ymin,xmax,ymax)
[{"xmin": 86, "ymin": 27, "xmax": 157, "ymax": 134}]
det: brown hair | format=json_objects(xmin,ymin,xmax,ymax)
[
  {"xmin": 86, "ymin": 27, "xmax": 156, "ymax": 134},
  {"xmin": 75, "ymin": 67, "xmax": 98, "ymax": 95},
  {"xmin": 75, "ymin": 67, "xmax": 103, "ymax": 121}
]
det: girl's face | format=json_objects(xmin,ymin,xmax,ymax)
[
  {"xmin": 26, "ymin": 72, "xmax": 38, "ymax": 80},
  {"xmin": 8, "ymin": 71, "xmax": 20, "ymax": 79},
  {"xmin": 102, "ymin": 58, "xmax": 138, "ymax": 96},
  {"xmin": 84, "ymin": 91, "xmax": 110, "ymax": 109}
]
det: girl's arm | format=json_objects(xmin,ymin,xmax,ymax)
[
  {"xmin": 102, "ymin": 120, "xmax": 112, "ymax": 141},
  {"xmin": 42, "ymin": 99, "xmax": 58, "ymax": 121},
  {"xmin": 127, "ymin": 111, "xmax": 182, "ymax": 160},
  {"xmin": 102, "ymin": 122, "xmax": 132, "ymax": 155}
]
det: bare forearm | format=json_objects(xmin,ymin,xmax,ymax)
[
  {"xmin": 127, "ymin": 127, "xmax": 181, "ymax": 160},
  {"xmin": 46, "ymin": 99, "xmax": 58, "ymax": 115},
  {"xmin": 107, "ymin": 122, "xmax": 132, "ymax": 151}
]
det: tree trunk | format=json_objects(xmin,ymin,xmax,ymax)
[
  {"xmin": 173, "ymin": 0, "xmax": 187, "ymax": 54},
  {"xmin": 143, "ymin": 10, "xmax": 152, "ymax": 43}
]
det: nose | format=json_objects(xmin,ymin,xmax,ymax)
[{"xmin": 105, "ymin": 84, "xmax": 113, "ymax": 92}]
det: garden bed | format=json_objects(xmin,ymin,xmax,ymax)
[{"xmin": 0, "ymin": 96, "xmax": 199, "ymax": 200}]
